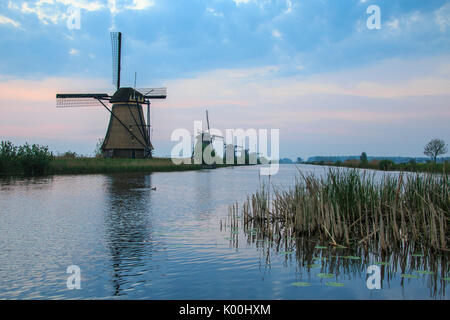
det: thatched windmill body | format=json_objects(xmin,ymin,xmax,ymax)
[{"xmin": 56, "ymin": 32, "xmax": 166, "ymax": 158}]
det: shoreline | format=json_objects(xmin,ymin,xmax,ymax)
[
  {"xmin": 300, "ymin": 161, "xmax": 447, "ymax": 174},
  {"xmin": 0, "ymin": 157, "xmax": 251, "ymax": 177}
]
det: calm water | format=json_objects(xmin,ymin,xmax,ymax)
[{"xmin": 0, "ymin": 164, "xmax": 448, "ymax": 299}]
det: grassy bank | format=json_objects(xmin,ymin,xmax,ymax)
[
  {"xmin": 237, "ymin": 169, "xmax": 449, "ymax": 251},
  {"xmin": 47, "ymin": 157, "xmax": 207, "ymax": 175},
  {"xmin": 1, "ymin": 155, "xmax": 247, "ymax": 177},
  {"xmin": 305, "ymin": 159, "xmax": 448, "ymax": 173},
  {"xmin": 1, "ymin": 141, "xmax": 250, "ymax": 176},
  {"xmin": 1, "ymin": 140, "xmax": 242, "ymax": 176}
]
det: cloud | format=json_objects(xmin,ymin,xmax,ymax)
[
  {"xmin": 206, "ymin": 7, "xmax": 224, "ymax": 17},
  {"xmin": 284, "ymin": 0, "xmax": 292, "ymax": 14},
  {"xmin": 233, "ymin": 0, "xmax": 252, "ymax": 5},
  {"xmin": 126, "ymin": 0, "xmax": 155, "ymax": 10},
  {"xmin": 386, "ymin": 19, "xmax": 399, "ymax": 30},
  {"xmin": 7, "ymin": 0, "xmax": 104, "ymax": 26},
  {"xmin": 272, "ymin": 29, "xmax": 282, "ymax": 38},
  {"xmin": 1, "ymin": 54, "xmax": 449, "ymax": 157},
  {"xmin": 162, "ymin": 55, "xmax": 450, "ymax": 111},
  {"xmin": 7, "ymin": 0, "xmax": 154, "ymax": 27},
  {"xmin": 0, "ymin": 77, "xmax": 111, "ymax": 148},
  {"xmin": 0, "ymin": 14, "xmax": 21, "ymax": 28},
  {"xmin": 435, "ymin": 2, "xmax": 450, "ymax": 32}
]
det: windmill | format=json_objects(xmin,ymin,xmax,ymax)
[
  {"xmin": 56, "ymin": 32, "xmax": 167, "ymax": 159},
  {"xmin": 192, "ymin": 109, "xmax": 223, "ymax": 165}
]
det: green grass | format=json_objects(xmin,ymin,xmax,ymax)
[
  {"xmin": 46, "ymin": 157, "xmax": 215, "ymax": 175},
  {"xmin": 1, "ymin": 140, "xmax": 250, "ymax": 176},
  {"xmin": 307, "ymin": 160, "xmax": 448, "ymax": 174}
]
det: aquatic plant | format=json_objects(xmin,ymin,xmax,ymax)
[{"xmin": 240, "ymin": 169, "xmax": 449, "ymax": 251}]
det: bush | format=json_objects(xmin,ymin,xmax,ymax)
[
  {"xmin": 0, "ymin": 141, "xmax": 19, "ymax": 173},
  {"xmin": 0, "ymin": 141, "xmax": 53, "ymax": 176},
  {"xmin": 378, "ymin": 159, "xmax": 394, "ymax": 171},
  {"xmin": 57, "ymin": 151, "xmax": 78, "ymax": 159},
  {"xmin": 17, "ymin": 143, "xmax": 53, "ymax": 175},
  {"xmin": 344, "ymin": 159, "xmax": 360, "ymax": 167}
]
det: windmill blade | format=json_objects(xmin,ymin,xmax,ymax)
[
  {"xmin": 136, "ymin": 88, "xmax": 167, "ymax": 99},
  {"xmin": 210, "ymin": 134, "xmax": 224, "ymax": 143},
  {"xmin": 56, "ymin": 93, "xmax": 110, "ymax": 108},
  {"xmin": 206, "ymin": 109, "xmax": 210, "ymax": 133},
  {"xmin": 111, "ymin": 31, "xmax": 122, "ymax": 89}
]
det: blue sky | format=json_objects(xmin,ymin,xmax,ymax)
[{"xmin": 0, "ymin": 0, "xmax": 449, "ymax": 159}]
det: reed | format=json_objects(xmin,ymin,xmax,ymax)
[{"xmin": 240, "ymin": 169, "xmax": 449, "ymax": 251}]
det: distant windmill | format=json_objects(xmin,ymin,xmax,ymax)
[
  {"xmin": 56, "ymin": 32, "xmax": 167, "ymax": 158},
  {"xmin": 192, "ymin": 109, "xmax": 223, "ymax": 165}
]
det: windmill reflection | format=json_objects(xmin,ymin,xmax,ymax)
[{"xmin": 104, "ymin": 173, "xmax": 154, "ymax": 297}]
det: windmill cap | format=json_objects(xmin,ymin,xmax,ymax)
[{"xmin": 110, "ymin": 87, "xmax": 145, "ymax": 103}]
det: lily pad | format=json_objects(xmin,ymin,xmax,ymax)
[
  {"xmin": 325, "ymin": 282, "xmax": 345, "ymax": 287},
  {"xmin": 315, "ymin": 246, "xmax": 328, "ymax": 249},
  {"xmin": 374, "ymin": 261, "xmax": 390, "ymax": 266},
  {"xmin": 416, "ymin": 270, "xmax": 435, "ymax": 275},
  {"xmin": 313, "ymin": 257, "xmax": 328, "ymax": 261},
  {"xmin": 317, "ymin": 273, "xmax": 334, "ymax": 279},
  {"xmin": 443, "ymin": 277, "xmax": 450, "ymax": 281},
  {"xmin": 342, "ymin": 256, "xmax": 361, "ymax": 260},
  {"xmin": 411, "ymin": 253, "xmax": 424, "ymax": 257},
  {"xmin": 308, "ymin": 264, "xmax": 321, "ymax": 269},
  {"xmin": 291, "ymin": 282, "xmax": 312, "ymax": 287},
  {"xmin": 401, "ymin": 274, "xmax": 418, "ymax": 279}
]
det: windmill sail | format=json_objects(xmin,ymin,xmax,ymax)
[
  {"xmin": 136, "ymin": 88, "xmax": 167, "ymax": 99},
  {"xmin": 56, "ymin": 94, "xmax": 110, "ymax": 108},
  {"xmin": 111, "ymin": 32, "xmax": 122, "ymax": 89}
]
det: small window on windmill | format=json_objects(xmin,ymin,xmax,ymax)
[{"xmin": 129, "ymin": 125, "xmax": 133, "ymax": 132}]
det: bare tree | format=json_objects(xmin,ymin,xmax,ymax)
[
  {"xmin": 423, "ymin": 138, "xmax": 447, "ymax": 164},
  {"xmin": 94, "ymin": 138, "xmax": 104, "ymax": 158}
]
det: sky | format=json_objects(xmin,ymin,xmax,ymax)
[{"xmin": 0, "ymin": 0, "xmax": 449, "ymax": 159}]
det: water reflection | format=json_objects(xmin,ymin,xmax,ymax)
[
  {"xmin": 103, "ymin": 173, "xmax": 154, "ymax": 297},
  {"xmin": 0, "ymin": 175, "xmax": 55, "ymax": 189},
  {"xmin": 192, "ymin": 171, "xmax": 213, "ymax": 219},
  {"xmin": 0, "ymin": 165, "xmax": 447, "ymax": 299},
  {"xmin": 225, "ymin": 215, "xmax": 450, "ymax": 299}
]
